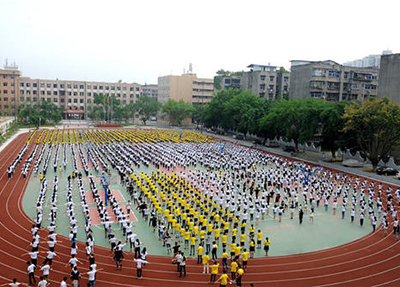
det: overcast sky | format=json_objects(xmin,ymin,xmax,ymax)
[{"xmin": 0, "ymin": 0, "xmax": 397, "ymax": 84}]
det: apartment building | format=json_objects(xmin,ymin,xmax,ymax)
[
  {"xmin": 344, "ymin": 50, "xmax": 392, "ymax": 68},
  {"xmin": 157, "ymin": 73, "xmax": 213, "ymax": 106},
  {"xmin": 290, "ymin": 60, "xmax": 379, "ymax": 102},
  {"xmin": 18, "ymin": 77, "xmax": 142, "ymax": 119},
  {"xmin": 214, "ymin": 64, "xmax": 290, "ymax": 100},
  {"xmin": 378, "ymin": 53, "xmax": 400, "ymax": 104},
  {"xmin": 142, "ymin": 84, "xmax": 158, "ymax": 101},
  {"xmin": 0, "ymin": 65, "xmax": 21, "ymax": 117}
]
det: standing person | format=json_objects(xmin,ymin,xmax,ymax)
[
  {"xmin": 230, "ymin": 260, "xmax": 238, "ymax": 284},
  {"xmin": 197, "ymin": 244, "xmax": 204, "ymax": 264},
  {"xmin": 70, "ymin": 266, "xmax": 80, "ymax": 287},
  {"xmin": 27, "ymin": 261, "xmax": 36, "ymax": 286},
  {"xmin": 211, "ymin": 241, "xmax": 218, "ymax": 260},
  {"xmin": 215, "ymin": 270, "xmax": 229, "ymax": 287},
  {"xmin": 179, "ymin": 252, "xmax": 186, "ymax": 278},
  {"xmin": 60, "ymin": 277, "xmax": 68, "ymax": 287},
  {"xmin": 221, "ymin": 249, "xmax": 229, "ymax": 273},
  {"xmin": 241, "ymin": 249, "xmax": 249, "ymax": 271},
  {"xmin": 299, "ymin": 208, "xmax": 304, "ymax": 224},
  {"xmin": 393, "ymin": 217, "xmax": 399, "ymax": 240},
  {"xmin": 209, "ymin": 261, "xmax": 219, "ymax": 283},
  {"xmin": 202, "ymin": 253, "xmax": 210, "ymax": 274},
  {"xmin": 2, "ymin": 278, "xmax": 21, "ymax": 287},
  {"xmin": 40, "ymin": 263, "xmax": 51, "ymax": 282},
  {"xmin": 37, "ymin": 276, "xmax": 48, "ymax": 287},
  {"xmin": 264, "ymin": 237, "xmax": 270, "ymax": 256},
  {"xmin": 236, "ymin": 265, "xmax": 244, "ymax": 287},
  {"xmin": 87, "ymin": 266, "xmax": 101, "ymax": 287},
  {"xmin": 134, "ymin": 257, "xmax": 148, "ymax": 279}
]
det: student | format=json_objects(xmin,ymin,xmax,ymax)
[
  {"xmin": 264, "ymin": 237, "xmax": 270, "ymax": 256},
  {"xmin": 230, "ymin": 260, "xmax": 238, "ymax": 283},
  {"xmin": 134, "ymin": 257, "xmax": 148, "ymax": 279},
  {"xmin": 179, "ymin": 252, "xmax": 187, "ymax": 277},
  {"xmin": 209, "ymin": 261, "xmax": 219, "ymax": 283},
  {"xmin": 241, "ymin": 249, "xmax": 250, "ymax": 271},
  {"xmin": 2, "ymin": 278, "xmax": 21, "ymax": 287},
  {"xmin": 27, "ymin": 261, "xmax": 36, "ymax": 286},
  {"xmin": 215, "ymin": 270, "xmax": 229, "ymax": 287},
  {"xmin": 60, "ymin": 277, "xmax": 68, "ymax": 287},
  {"xmin": 236, "ymin": 265, "xmax": 244, "ymax": 287},
  {"xmin": 87, "ymin": 266, "xmax": 101, "ymax": 286},
  {"xmin": 202, "ymin": 253, "xmax": 210, "ymax": 274},
  {"xmin": 37, "ymin": 276, "xmax": 48, "ymax": 287},
  {"xmin": 197, "ymin": 244, "xmax": 204, "ymax": 264}
]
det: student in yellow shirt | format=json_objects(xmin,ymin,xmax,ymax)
[
  {"xmin": 256, "ymin": 230, "xmax": 263, "ymax": 249},
  {"xmin": 214, "ymin": 228, "xmax": 221, "ymax": 244},
  {"xmin": 209, "ymin": 261, "xmax": 219, "ymax": 283},
  {"xmin": 231, "ymin": 228, "xmax": 238, "ymax": 243},
  {"xmin": 202, "ymin": 253, "xmax": 210, "ymax": 274},
  {"xmin": 184, "ymin": 230, "xmax": 191, "ymax": 249},
  {"xmin": 236, "ymin": 266, "xmax": 244, "ymax": 286},
  {"xmin": 241, "ymin": 248, "xmax": 250, "ymax": 271},
  {"xmin": 239, "ymin": 233, "xmax": 247, "ymax": 247},
  {"xmin": 234, "ymin": 245, "xmax": 242, "ymax": 260},
  {"xmin": 221, "ymin": 249, "xmax": 229, "ymax": 273},
  {"xmin": 190, "ymin": 235, "xmax": 197, "ymax": 256},
  {"xmin": 264, "ymin": 237, "xmax": 271, "ymax": 256},
  {"xmin": 229, "ymin": 243, "xmax": 236, "ymax": 259},
  {"xmin": 197, "ymin": 244, "xmax": 204, "ymax": 264},
  {"xmin": 249, "ymin": 239, "xmax": 256, "ymax": 259},
  {"xmin": 230, "ymin": 260, "xmax": 238, "ymax": 283},
  {"xmin": 216, "ymin": 270, "xmax": 229, "ymax": 287},
  {"xmin": 221, "ymin": 233, "xmax": 228, "ymax": 249}
]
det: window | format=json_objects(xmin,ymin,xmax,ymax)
[
  {"xmin": 328, "ymin": 70, "xmax": 340, "ymax": 78},
  {"xmin": 260, "ymin": 84, "xmax": 265, "ymax": 90},
  {"xmin": 117, "ymin": 93, "xmax": 121, "ymax": 98},
  {"xmin": 94, "ymin": 85, "xmax": 97, "ymax": 89},
  {"xmin": 224, "ymin": 79, "xmax": 231, "ymax": 84},
  {"xmin": 80, "ymin": 99, "xmax": 84, "ymax": 103},
  {"xmin": 88, "ymin": 92, "xmax": 91, "ymax": 97},
  {"xmin": 40, "ymin": 83, "xmax": 45, "ymax": 88},
  {"xmin": 106, "ymin": 85, "xmax": 109, "ymax": 90},
  {"xmin": 74, "ymin": 92, "xmax": 77, "ymax": 96},
  {"xmin": 3, "ymin": 83, "xmax": 7, "ymax": 87},
  {"xmin": 33, "ymin": 97, "xmax": 37, "ymax": 102},
  {"xmin": 312, "ymin": 69, "xmax": 325, "ymax": 77},
  {"xmin": 4, "ymin": 90, "xmax": 8, "ymax": 94},
  {"xmin": 80, "ymin": 92, "xmax": 84, "ymax": 96},
  {"xmin": 47, "ymin": 91, "xmax": 51, "ymax": 95},
  {"xmin": 99, "ymin": 85, "xmax": 103, "ymax": 90},
  {"xmin": 260, "ymin": 75, "xmax": 266, "ymax": 81},
  {"xmin": 73, "ymin": 84, "xmax": 77, "ymax": 89},
  {"xmin": 80, "ymin": 85, "xmax": 84, "ymax": 89},
  {"xmin": 284, "ymin": 77, "xmax": 289, "ymax": 83},
  {"xmin": 3, "ymin": 97, "xmax": 8, "ymax": 101},
  {"xmin": 40, "ymin": 91, "xmax": 45, "ymax": 95},
  {"xmin": 87, "ymin": 84, "xmax": 91, "ymax": 89},
  {"xmin": 67, "ymin": 84, "xmax": 71, "ymax": 88},
  {"xmin": 20, "ymin": 82, "xmax": 24, "ymax": 87},
  {"xmin": 269, "ymin": 76, "xmax": 275, "ymax": 82},
  {"xmin": 136, "ymin": 87, "xmax": 140, "ymax": 91},
  {"xmin": 53, "ymin": 98, "xmax": 58, "ymax": 103},
  {"xmin": 87, "ymin": 99, "xmax": 91, "ymax": 104},
  {"xmin": 47, "ymin": 98, "xmax": 51, "ymax": 102},
  {"xmin": 53, "ymin": 83, "xmax": 57, "ymax": 88},
  {"xmin": 20, "ymin": 90, "xmax": 24, "ymax": 95},
  {"xmin": 73, "ymin": 99, "xmax": 78, "ymax": 103},
  {"xmin": 60, "ymin": 84, "xmax": 65, "ymax": 89},
  {"xmin": 54, "ymin": 91, "xmax": 58, "ymax": 96},
  {"xmin": 47, "ymin": 83, "xmax": 51, "ymax": 88},
  {"xmin": 60, "ymin": 98, "xmax": 65, "ymax": 103},
  {"xmin": 68, "ymin": 92, "xmax": 72, "ymax": 96},
  {"xmin": 68, "ymin": 99, "xmax": 71, "ymax": 103},
  {"xmin": 111, "ymin": 86, "xmax": 115, "ymax": 90},
  {"xmin": 4, "ymin": 105, "xmax": 8, "ymax": 109},
  {"xmin": 117, "ymin": 86, "xmax": 121, "ymax": 90},
  {"xmin": 33, "ymin": 83, "xmax": 37, "ymax": 88}
]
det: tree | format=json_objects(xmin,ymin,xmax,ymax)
[
  {"xmin": 222, "ymin": 90, "xmax": 266, "ymax": 137},
  {"xmin": 342, "ymin": 97, "xmax": 400, "ymax": 170},
  {"xmin": 161, "ymin": 99, "xmax": 195, "ymax": 125},
  {"xmin": 18, "ymin": 99, "xmax": 64, "ymax": 126},
  {"xmin": 260, "ymin": 99, "xmax": 324, "ymax": 150},
  {"xmin": 319, "ymin": 101, "xmax": 349, "ymax": 158},
  {"xmin": 134, "ymin": 96, "xmax": 161, "ymax": 124},
  {"xmin": 203, "ymin": 89, "xmax": 238, "ymax": 129}
]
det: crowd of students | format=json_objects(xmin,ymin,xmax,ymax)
[{"xmin": 7, "ymin": 128, "xmax": 400, "ymax": 286}]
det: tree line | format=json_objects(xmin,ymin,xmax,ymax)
[{"xmin": 202, "ymin": 89, "xmax": 400, "ymax": 170}]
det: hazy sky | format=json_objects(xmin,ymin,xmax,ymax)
[{"xmin": 0, "ymin": 0, "xmax": 397, "ymax": 84}]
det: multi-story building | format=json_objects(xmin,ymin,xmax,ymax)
[
  {"xmin": 0, "ymin": 64, "xmax": 21, "ymax": 117},
  {"xmin": 214, "ymin": 64, "xmax": 290, "ymax": 100},
  {"xmin": 18, "ymin": 77, "xmax": 142, "ymax": 119},
  {"xmin": 289, "ymin": 60, "xmax": 379, "ymax": 102},
  {"xmin": 378, "ymin": 53, "xmax": 400, "ymax": 104},
  {"xmin": 344, "ymin": 50, "xmax": 392, "ymax": 68},
  {"xmin": 157, "ymin": 73, "xmax": 213, "ymax": 106},
  {"xmin": 141, "ymin": 84, "xmax": 158, "ymax": 101}
]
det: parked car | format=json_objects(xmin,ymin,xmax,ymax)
[
  {"xmin": 283, "ymin": 146, "xmax": 296, "ymax": 153},
  {"xmin": 376, "ymin": 166, "xmax": 398, "ymax": 176}
]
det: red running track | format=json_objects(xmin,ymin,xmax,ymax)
[{"xmin": 0, "ymin": 132, "xmax": 400, "ymax": 286}]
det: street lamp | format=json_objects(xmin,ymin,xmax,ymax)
[{"xmin": 13, "ymin": 70, "xmax": 17, "ymax": 132}]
